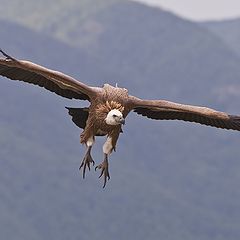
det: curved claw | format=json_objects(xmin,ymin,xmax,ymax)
[
  {"xmin": 79, "ymin": 148, "xmax": 95, "ymax": 179},
  {"xmin": 95, "ymin": 155, "xmax": 110, "ymax": 188}
]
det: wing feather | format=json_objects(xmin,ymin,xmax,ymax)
[
  {"xmin": 65, "ymin": 107, "xmax": 89, "ymax": 129},
  {"xmin": 0, "ymin": 50, "xmax": 100, "ymax": 100},
  {"xmin": 129, "ymin": 97, "xmax": 240, "ymax": 131}
]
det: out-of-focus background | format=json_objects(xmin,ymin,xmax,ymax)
[{"xmin": 0, "ymin": 0, "xmax": 240, "ymax": 239}]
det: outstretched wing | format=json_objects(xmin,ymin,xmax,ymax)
[
  {"xmin": 0, "ymin": 49, "xmax": 101, "ymax": 101},
  {"xmin": 129, "ymin": 96, "xmax": 240, "ymax": 131}
]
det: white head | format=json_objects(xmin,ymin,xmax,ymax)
[{"xmin": 105, "ymin": 109, "xmax": 125, "ymax": 125}]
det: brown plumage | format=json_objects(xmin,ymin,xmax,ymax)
[{"xmin": 0, "ymin": 49, "xmax": 240, "ymax": 187}]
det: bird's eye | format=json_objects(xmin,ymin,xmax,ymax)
[{"xmin": 113, "ymin": 114, "xmax": 117, "ymax": 118}]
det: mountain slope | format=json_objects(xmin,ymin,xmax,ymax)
[
  {"xmin": 77, "ymin": 2, "xmax": 240, "ymax": 110},
  {"xmin": 1, "ymin": 2, "xmax": 240, "ymax": 240},
  {"xmin": 0, "ymin": 0, "xmax": 122, "ymax": 47},
  {"xmin": 202, "ymin": 19, "xmax": 240, "ymax": 56}
]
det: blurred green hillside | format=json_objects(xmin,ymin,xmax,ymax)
[{"xmin": 0, "ymin": 0, "xmax": 121, "ymax": 46}]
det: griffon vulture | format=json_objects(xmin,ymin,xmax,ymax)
[{"xmin": 0, "ymin": 49, "xmax": 239, "ymax": 187}]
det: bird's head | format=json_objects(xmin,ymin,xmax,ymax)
[{"xmin": 105, "ymin": 109, "xmax": 125, "ymax": 126}]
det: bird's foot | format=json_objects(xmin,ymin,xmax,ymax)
[
  {"xmin": 79, "ymin": 146, "xmax": 95, "ymax": 179},
  {"xmin": 95, "ymin": 154, "xmax": 110, "ymax": 188}
]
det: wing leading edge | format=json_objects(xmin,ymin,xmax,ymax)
[
  {"xmin": 0, "ymin": 49, "xmax": 101, "ymax": 101},
  {"xmin": 130, "ymin": 97, "xmax": 240, "ymax": 131}
]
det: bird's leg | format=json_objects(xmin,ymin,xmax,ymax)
[
  {"xmin": 95, "ymin": 154, "xmax": 110, "ymax": 188},
  {"xmin": 79, "ymin": 136, "xmax": 95, "ymax": 178},
  {"xmin": 79, "ymin": 146, "xmax": 95, "ymax": 178},
  {"xmin": 95, "ymin": 136, "xmax": 113, "ymax": 188}
]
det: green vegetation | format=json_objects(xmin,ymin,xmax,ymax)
[{"xmin": 0, "ymin": 0, "xmax": 121, "ymax": 46}]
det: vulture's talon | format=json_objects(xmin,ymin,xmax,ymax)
[
  {"xmin": 79, "ymin": 147, "xmax": 95, "ymax": 179},
  {"xmin": 95, "ymin": 155, "xmax": 110, "ymax": 188}
]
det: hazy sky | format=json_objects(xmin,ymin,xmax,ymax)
[{"xmin": 132, "ymin": 0, "xmax": 240, "ymax": 21}]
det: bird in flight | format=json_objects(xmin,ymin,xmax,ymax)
[{"xmin": 0, "ymin": 49, "xmax": 239, "ymax": 187}]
